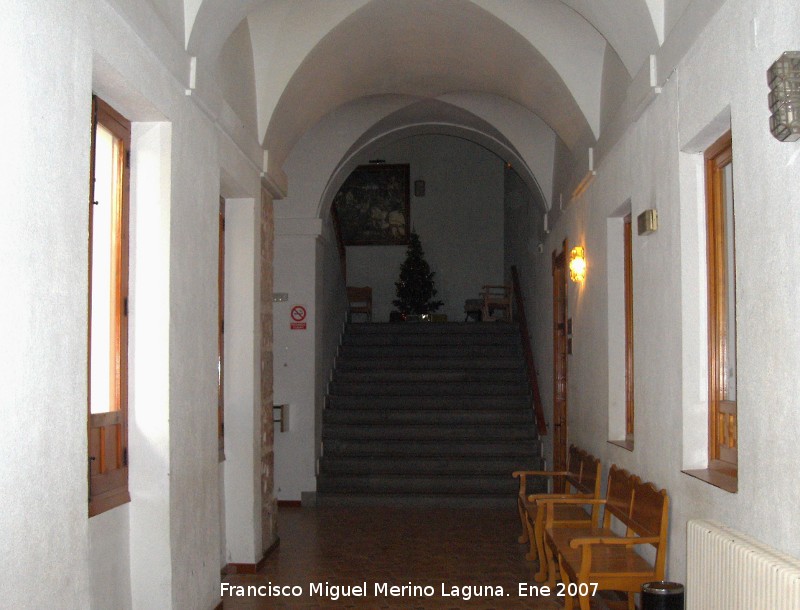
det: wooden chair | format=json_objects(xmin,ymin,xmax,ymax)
[
  {"xmin": 528, "ymin": 451, "xmax": 601, "ymax": 581},
  {"xmin": 347, "ymin": 286, "xmax": 372, "ymax": 322},
  {"xmin": 542, "ymin": 467, "xmax": 669, "ymax": 610},
  {"xmin": 514, "ymin": 446, "xmax": 601, "ymax": 580},
  {"xmin": 481, "ymin": 284, "xmax": 512, "ymax": 322},
  {"xmin": 513, "ymin": 446, "xmax": 584, "ymax": 549}
]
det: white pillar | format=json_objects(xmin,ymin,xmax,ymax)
[{"xmin": 223, "ymin": 198, "xmax": 264, "ymax": 563}]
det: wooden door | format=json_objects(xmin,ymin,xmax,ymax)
[{"xmin": 552, "ymin": 241, "xmax": 568, "ymax": 491}]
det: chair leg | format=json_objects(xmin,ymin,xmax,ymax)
[
  {"xmin": 517, "ymin": 498, "xmax": 529, "ymax": 544},
  {"xmin": 558, "ymin": 555, "xmax": 573, "ymax": 610},
  {"xmin": 546, "ymin": 543, "xmax": 558, "ymax": 588},
  {"xmin": 525, "ymin": 514, "xmax": 538, "ymax": 561},
  {"xmin": 533, "ymin": 517, "xmax": 548, "ymax": 581}
]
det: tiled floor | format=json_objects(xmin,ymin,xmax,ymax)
[{"xmin": 221, "ymin": 505, "xmax": 573, "ymax": 609}]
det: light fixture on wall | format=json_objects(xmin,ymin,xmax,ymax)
[
  {"xmin": 569, "ymin": 246, "xmax": 586, "ymax": 283},
  {"xmin": 414, "ymin": 179, "xmax": 426, "ymax": 197},
  {"xmin": 767, "ymin": 51, "xmax": 800, "ymax": 142}
]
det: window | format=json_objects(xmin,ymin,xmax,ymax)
[
  {"xmin": 88, "ymin": 97, "xmax": 131, "ymax": 516},
  {"xmin": 705, "ymin": 131, "xmax": 737, "ymax": 481},
  {"xmin": 606, "ymin": 208, "xmax": 633, "ymax": 450},
  {"xmin": 623, "ymin": 214, "xmax": 634, "ymax": 442}
]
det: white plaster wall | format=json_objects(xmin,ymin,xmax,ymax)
[
  {"xmin": 316, "ymin": 222, "xmax": 349, "ymax": 468},
  {"xmin": 128, "ymin": 121, "xmax": 173, "ymax": 610},
  {"xmin": 346, "ymin": 135, "xmax": 505, "ymax": 322},
  {"xmin": 272, "ymin": 229, "xmax": 320, "ymax": 501},
  {"xmin": 216, "ymin": 19, "xmax": 258, "ymax": 135},
  {"xmin": 166, "ymin": 102, "xmax": 223, "ymax": 610},
  {"xmin": 439, "ymin": 93, "xmax": 557, "ymax": 210},
  {"xmin": 89, "ymin": 507, "xmax": 133, "ymax": 610},
  {"xmin": 223, "ymin": 199, "xmax": 264, "ymax": 564},
  {"xmin": 0, "ymin": 2, "xmax": 92, "ymax": 606},
  {"xmin": 1, "ymin": 1, "xmax": 266, "ymax": 609},
  {"xmin": 527, "ymin": 0, "xmax": 800, "ymax": 585}
]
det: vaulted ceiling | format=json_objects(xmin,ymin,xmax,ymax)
[{"xmin": 161, "ymin": 0, "xmax": 716, "ymax": 201}]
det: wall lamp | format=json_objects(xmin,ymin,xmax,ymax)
[
  {"xmin": 569, "ymin": 246, "xmax": 587, "ymax": 283},
  {"xmin": 768, "ymin": 51, "xmax": 800, "ymax": 142}
]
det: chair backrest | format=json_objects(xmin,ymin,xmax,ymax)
[
  {"xmin": 481, "ymin": 284, "xmax": 513, "ymax": 321},
  {"xmin": 564, "ymin": 447, "xmax": 602, "ymax": 500},
  {"xmin": 347, "ymin": 286, "xmax": 372, "ymax": 309},
  {"xmin": 602, "ymin": 465, "xmax": 639, "ymax": 528},
  {"xmin": 627, "ymin": 480, "xmax": 669, "ymax": 544},
  {"xmin": 563, "ymin": 445, "xmax": 585, "ymax": 492},
  {"xmin": 481, "ymin": 284, "xmax": 511, "ymax": 301},
  {"xmin": 579, "ymin": 452, "xmax": 602, "ymax": 498}
]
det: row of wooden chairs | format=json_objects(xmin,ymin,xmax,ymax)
[{"xmin": 514, "ymin": 447, "xmax": 670, "ymax": 610}]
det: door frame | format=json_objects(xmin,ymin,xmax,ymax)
[{"xmin": 552, "ymin": 239, "xmax": 568, "ymax": 491}]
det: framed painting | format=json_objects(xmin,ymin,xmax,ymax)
[{"xmin": 332, "ymin": 164, "xmax": 410, "ymax": 246}]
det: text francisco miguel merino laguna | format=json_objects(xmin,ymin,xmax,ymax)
[{"xmin": 221, "ymin": 581, "xmax": 559, "ymax": 601}]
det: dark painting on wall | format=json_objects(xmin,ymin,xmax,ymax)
[{"xmin": 332, "ymin": 164, "xmax": 410, "ymax": 246}]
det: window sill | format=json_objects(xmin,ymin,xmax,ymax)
[
  {"xmin": 608, "ymin": 439, "xmax": 634, "ymax": 452},
  {"xmin": 682, "ymin": 468, "xmax": 738, "ymax": 493}
]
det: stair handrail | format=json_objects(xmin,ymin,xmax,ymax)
[{"xmin": 511, "ymin": 266, "xmax": 547, "ymax": 436}]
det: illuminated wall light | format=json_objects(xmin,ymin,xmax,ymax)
[{"xmin": 569, "ymin": 246, "xmax": 586, "ymax": 283}]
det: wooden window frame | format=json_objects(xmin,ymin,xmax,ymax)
[
  {"xmin": 623, "ymin": 214, "xmax": 635, "ymax": 441},
  {"xmin": 705, "ymin": 131, "xmax": 738, "ymax": 481},
  {"xmin": 88, "ymin": 97, "xmax": 131, "ymax": 517}
]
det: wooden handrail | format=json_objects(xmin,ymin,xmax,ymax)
[{"xmin": 511, "ymin": 266, "xmax": 547, "ymax": 436}]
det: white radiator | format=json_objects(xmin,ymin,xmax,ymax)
[{"xmin": 687, "ymin": 519, "xmax": 800, "ymax": 610}]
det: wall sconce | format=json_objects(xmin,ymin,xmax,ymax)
[
  {"xmin": 569, "ymin": 246, "xmax": 586, "ymax": 283},
  {"xmin": 767, "ymin": 51, "xmax": 800, "ymax": 142},
  {"xmin": 414, "ymin": 179, "xmax": 426, "ymax": 197}
]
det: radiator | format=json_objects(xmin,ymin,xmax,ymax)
[{"xmin": 687, "ymin": 519, "xmax": 800, "ymax": 610}]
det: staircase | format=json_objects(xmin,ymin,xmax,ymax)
[{"xmin": 317, "ymin": 322, "xmax": 545, "ymax": 506}]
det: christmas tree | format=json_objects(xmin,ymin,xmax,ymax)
[{"xmin": 393, "ymin": 231, "xmax": 443, "ymax": 316}]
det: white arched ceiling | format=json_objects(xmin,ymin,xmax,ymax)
[
  {"xmin": 246, "ymin": 0, "xmax": 372, "ymax": 142},
  {"xmin": 186, "ymin": 0, "xmax": 264, "ymax": 59},
  {"xmin": 263, "ymin": 0, "xmax": 594, "ymax": 177},
  {"xmin": 184, "ymin": 0, "xmax": 687, "ymax": 182},
  {"xmin": 560, "ymin": 0, "xmax": 660, "ymax": 75},
  {"xmin": 322, "ymin": 98, "xmax": 548, "ymax": 212},
  {"xmin": 274, "ymin": 95, "xmax": 554, "ymax": 223}
]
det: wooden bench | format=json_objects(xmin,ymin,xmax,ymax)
[
  {"xmin": 541, "ymin": 465, "xmax": 669, "ymax": 610},
  {"xmin": 513, "ymin": 446, "xmax": 601, "ymax": 580}
]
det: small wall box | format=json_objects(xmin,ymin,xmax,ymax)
[{"xmin": 637, "ymin": 209, "xmax": 658, "ymax": 235}]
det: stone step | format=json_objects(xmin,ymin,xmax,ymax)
[
  {"xmin": 342, "ymin": 333, "xmax": 520, "ymax": 347},
  {"xmin": 346, "ymin": 322, "xmax": 518, "ymax": 335},
  {"xmin": 323, "ymin": 438, "xmax": 541, "ymax": 457},
  {"xmin": 332, "ymin": 368, "xmax": 526, "ymax": 383},
  {"xmin": 339, "ymin": 344, "xmax": 522, "ymax": 359},
  {"xmin": 335, "ymin": 356, "xmax": 523, "ymax": 370},
  {"xmin": 326, "ymin": 395, "xmax": 531, "ymax": 410},
  {"xmin": 316, "ymin": 474, "xmax": 522, "ymax": 495},
  {"xmin": 319, "ymin": 455, "xmax": 543, "ymax": 476},
  {"xmin": 322, "ymin": 423, "xmax": 537, "ymax": 442},
  {"xmin": 329, "ymin": 380, "xmax": 529, "ymax": 396},
  {"xmin": 323, "ymin": 408, "xmax": 533, "ymax": 426},
  {"xmin": 314, "ymin": 493, "xmax": 517, "ymax": 508},
  {"xmin": 319, "ymin": 320, "xmax": 541, "ymax": 505}
]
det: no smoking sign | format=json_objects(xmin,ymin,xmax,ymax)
[{"xmin": 290, "ymin": 305, "xmax": 307, "ymax": 330}]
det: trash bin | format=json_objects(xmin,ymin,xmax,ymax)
[{"xmin": 641, "ymin": 581, "xmax": 685, "ymax": 610}]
